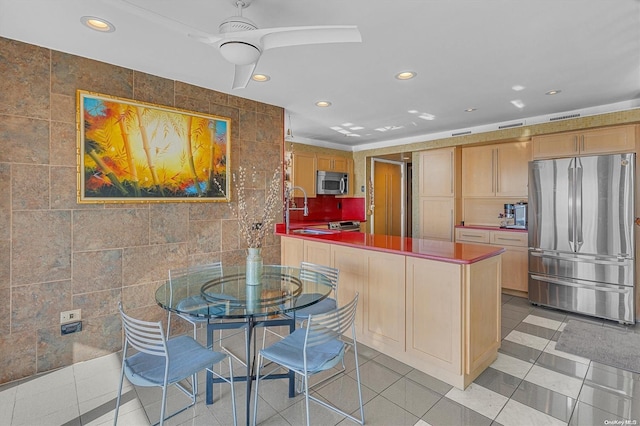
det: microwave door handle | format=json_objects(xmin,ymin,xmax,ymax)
[{"xmin": 340, "ymin": 178, "xmax": 346, "ymax": 193}]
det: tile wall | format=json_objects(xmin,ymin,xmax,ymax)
[{"xmin": 0, "ymin": 37, "xmax": 284, "ymax": 384}]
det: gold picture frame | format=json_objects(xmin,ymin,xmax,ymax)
[{"xmin": 77, "ymin": 90, "xmax": 230, "ymax": 203}]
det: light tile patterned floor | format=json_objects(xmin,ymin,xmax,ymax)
[{"xmin": 2, "ymin": 294, "xmax": 640, "ymax": 425}]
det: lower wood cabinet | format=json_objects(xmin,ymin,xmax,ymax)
[
  {"xmin": 280, "ymin": 236, "xmax": 502, "ymax": 389},
  {"xmin": 455, "ymin": 228, "xmax": 528, "ymax": 294}
]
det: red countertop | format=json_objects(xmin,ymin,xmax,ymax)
[{"xmin": 275, "ymin": 224, "xmax": 504, "ymax": 265}]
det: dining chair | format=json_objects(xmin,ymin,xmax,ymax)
[
  {"xmin": 253, "ymin": 293, "xmax": 363, "ymax": 426},
  {"xmin": 167, "ymin": 263, "xmax": 247, "ymax": 369},
  {"xmin": 262, "ymin": 262, "xmax": 339, "ymax": 347},
  {"xmin": 114, "ymin": 303, "xmax": 237, "ymax": 426}
]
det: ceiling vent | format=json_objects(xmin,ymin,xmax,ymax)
[
  {"xmin": 452, "ymin": 130, "xmax": 472, "ymax": 137},
  {"xmin": 549, "ymin": 113, "xmax": 581, "ymax": 122},
  {"xmin": 498, "ymin": 122, "xmax": 524, "ymax": 130}
]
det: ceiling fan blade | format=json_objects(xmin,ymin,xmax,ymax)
[
  {"xmin": 232, "ymin": 63, "xmax": 257, "ymax": 89},
  {"xmin": 259, "ymin": 26, "xmax": 362, "ymax": 51},
  {"xmin": 188, "ymin": 33, "xmax": 224, "ymax": 46}
]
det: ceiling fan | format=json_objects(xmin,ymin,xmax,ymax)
[{"xmin": 116, "ymin": 0, "xmax": 362, "ymax": 89}]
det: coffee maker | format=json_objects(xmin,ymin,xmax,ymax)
[
  {"xmin": 506, "ymin": 202, "xmax": 527, "ymax": 229},
  {"xmin": 500, "ymin": 204, "xmax": 515, "ymax": 227}
]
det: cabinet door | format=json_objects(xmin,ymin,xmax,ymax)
[
  {"xmin": 292, "ymin": 152, "xmax": 316, "ymax": 197},
  {"xmin": 581, "ymin": 125, "xmax": 636, "ymax": 155},
  {"xmin": 532, "ymin": 132, "xmax": 580, "ymax": 159},
  {"xmin": 316, "ymin": 154, "xmax": 333, "ymax": 171},
  {"xmin": 332, "ymin": 157, "xmax": 350, "ymax": 173},
  {"xmin": 363, "ymin": 251, "xmax": 405, "ymax": 353},
  {"xmin": 462, "ymin": 145, "xmax": 495, "ymax": 197},
  {"xmin": 303, "ymin": 240, "xmax": 332, "ymax": 266},
  {"xmin": 280, "ymin": 237, "xmax": 304, "ymax": 267},
  {"xmin": 420, "ymin": 197, "xmax": 454, "ymax": 241},
  {"xmin": 495, "ymin": 142, "xmax": 531, "ymax": 197},
  {"xmin": 406, "ymin": 257, "xmax": 462, "ymax": 375},
  {"xmin": 331, "ymin": 245, "xmax": 366, "ymax": 335},
  {"xmin": 500, "ymin": 246, "xmax": 528, "ymax": 292},
  {"xmin": 420, "ymin": 148, "xmax": 456, "ymax": 197}
]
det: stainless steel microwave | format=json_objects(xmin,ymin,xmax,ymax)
[{"xmin": 317, "ymin": 171, "xmax": 349, "ymax": 195}]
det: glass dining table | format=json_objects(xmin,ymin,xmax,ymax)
[{"xmin": 155, "ymin": 264, "xmax": 334, "ymax": 424}]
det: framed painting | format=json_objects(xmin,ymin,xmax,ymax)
[{"xmin": 77, "ymin": 90, "xmax": 230, "ymax": 203}]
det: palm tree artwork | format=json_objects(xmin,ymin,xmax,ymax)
[{"xmin": 79, "ymin": 92, "xmax": 230, "ymax": 202}]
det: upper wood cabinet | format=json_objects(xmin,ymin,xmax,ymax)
[
  {"xmin": 418, "ymin": 147, "xmax": 461, "ymax": 241},
  {"xmin": 419, "ymin": 148, "xmax": 460, "ymax": 197},
  {"xmin": 532, "ymin": 125, "xmax": 637, "ymax": 159},
  {"xmin": 291, "ymin": 151, "xmax": 317, "ymax": 197},
  {"xmin": 462, "ymin": 141, "xmax": 531, "ymax": 198},
  {"xmin": 317, "ymin": 154, "xmax": 352, "ymax": 173}
]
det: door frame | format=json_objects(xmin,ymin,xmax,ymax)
[{"xmin": 370, "ymin": 158, "xmax": 405, "ymax": 236}]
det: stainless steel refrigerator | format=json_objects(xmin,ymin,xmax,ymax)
[{"xmin": 528, "ymin": 153, "xmax": 636, "ymax": 323}]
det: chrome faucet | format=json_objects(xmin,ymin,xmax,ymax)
[{"xmin": 285, "ymin": 186, "xmax": 309, "ymax": 232}]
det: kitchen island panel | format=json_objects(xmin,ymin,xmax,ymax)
[{"xmin": 406, "ymin": 257, "xmax": 462, "ymax": 377}]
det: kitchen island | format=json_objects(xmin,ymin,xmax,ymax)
[{"xmin": 275, "ymin": 226, "xmax": 504, "ymax": 390}]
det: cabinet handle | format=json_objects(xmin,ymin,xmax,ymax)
[
  {"xmin": 461, "ymin": 234, "xmax": 484, "ymax": 238},
  {"xmin": 496, "ymin": 237, "xmax": 522, "ymax": 242},
  {"xmin": 450, "ymin": 151, "xmax": 454, "ymax": 194},
  {"xmin": 495, "ymin": 149, "xmax": 499, "ymax": 194},
  {"xmin": 580, "ymin": 135, "xmax": 584, "ymax": 152}
]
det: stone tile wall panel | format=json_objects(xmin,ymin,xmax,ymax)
[{"xmin": 2, "ymin": 35, "xmax": 283, "ymax": 385}]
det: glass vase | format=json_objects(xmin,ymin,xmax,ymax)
[{"xmin": 246, "ymin": 247, "xmax": 263, "ymax": 286}]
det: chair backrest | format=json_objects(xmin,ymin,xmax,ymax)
[
  {"xmin": 118, "ymin": 302, "xmax": 167, "ymax": 357},
  {"xmin": 300, "ymin": 262, "xmax": 339, "ymax": 299},
  {"xmin": 168, "ymin": 262, "xmax": 223, "ymax": 307},
  {"xmin": 304, "ymin": 293, "xmax": 358, "ymax": 348}
]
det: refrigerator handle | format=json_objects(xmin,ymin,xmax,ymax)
[
  {"xmin": 568, "ymin": 158, "xmax": 575, "ymax": 252},
  {"xmin": 575, "ymin": 158, "xmax": 583, "ymax": 251}
]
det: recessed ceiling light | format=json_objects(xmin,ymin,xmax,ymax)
[
  {"xmin": 511, "ymin": 85, "xmax": 526, "ymax": 91},
  {"xmin": 395, "ymin": 71, "xmax": 417, "ymax": 80},
  {"xmin": 510, "ymin": 99, "xmax": 525, "ymax": 109},
  {"xmin": 408, "ymin": 110, "xmax": 419, "ymax": 114},
  {"xmin": 315, "ymin": 101, "xmax": 332, "ymax": 107},
  {"xmin": 418, "ymin": 113, "xmax": 435, "ymax": 120},
  {"xmin": 546, "ymin": 90, "xmax": 562, "ymax": 95},
  {"xmin": 80, "ymin": 16, "xmax": 115, "ymax": 33},
  {"xmin": 464, "ymin": 108, "xmax": 477, "ymax": 112},
  {"xmin": 251, "ymin": 74, "xmax": 270, "ymax": 82}
]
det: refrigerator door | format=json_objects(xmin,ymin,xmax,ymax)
[
  {"xmin": 528, "ymin": 157, "xmax": 575, "ymax": 253},
  {"xmin": 575, "ymin": 153, "xmax": 635, "ymax": 258}
]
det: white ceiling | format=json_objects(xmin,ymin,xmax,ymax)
[{"xmin": 1, "ymin": 0, "xmax": 639, "ymax": 151}]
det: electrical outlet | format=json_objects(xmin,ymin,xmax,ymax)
[{"xmin": 60, "ymin": 309, "xmax": 81, "ymax": 324}]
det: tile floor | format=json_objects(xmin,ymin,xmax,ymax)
[{"xmin": 2, "ymin": 294, "xmax": 640, "ymax": 425}]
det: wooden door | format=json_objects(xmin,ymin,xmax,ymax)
[
  {"xmin": 420, "ymin": 197, "xmax": 454, "ymax": 241},
  {"xmin": 373, "ymin": 161, "xmax": 403, "ymax": 236},
  {"xmin": 581, "ymin": 125, "xmax": 636, "ymax": 155}
]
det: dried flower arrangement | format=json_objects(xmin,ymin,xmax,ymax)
[{"xmin": 216, "ymin": 166, "xmax": 282, "ymax": 248}]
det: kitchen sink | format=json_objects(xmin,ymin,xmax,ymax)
[{"xmin": 292, "ymin": 228, "xmax": 334, "ymax": 235}]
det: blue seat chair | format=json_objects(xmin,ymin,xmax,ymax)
[
  {"xmin": 167, "ymin": 263, "xmax": 247, "ymax": 370},
  {"xmin": 114, "ymin": 302, "xmax": 237, "ymax": 426},
  {"xmin": 253, "ymin": 293, "xmax": 364, "ymax": 426}
]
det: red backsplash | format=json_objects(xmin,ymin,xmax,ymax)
[{"xmin": 287, "ymin": 195, "xmax": 365, "ymax": 222}]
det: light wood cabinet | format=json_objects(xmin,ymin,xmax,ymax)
[
  {"xmin": 281, "ymin": 236, "xmax": 304, "ymax": 267},
  {"xmin": 455, "ymin": 228, "xmax": 528, "ymax": 293},
  {"xmin": 317, "ymin": 154, "xmax": 352, "ymax": 173},
  {"xmin": 462, "ymin": 141, "xmax": 531, "ymax": 198},
  {"xmin": 362, "ymin": 251, "xmax": 406, "ymax": 353},
  {"xmin": 419, "ymin": 198, "xmax": 456, "ymax": 241},
  {"xmin": 291, "ymin": 152, "xmax": 317, "ymax": 197},
  {"xmin": 418, "ymin": 148, "xmax": 461, "ymax": 241},
  {"xmin": 532, "ymin": 125, "xmax": 637, "ymax": 159},
  {"xmin": 280, "ymin": 236, "xmax": 502, "ymax": 389},
  {"xmin": 303, "ymin": 239, "xmax": 332, "ymax": 265}
]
